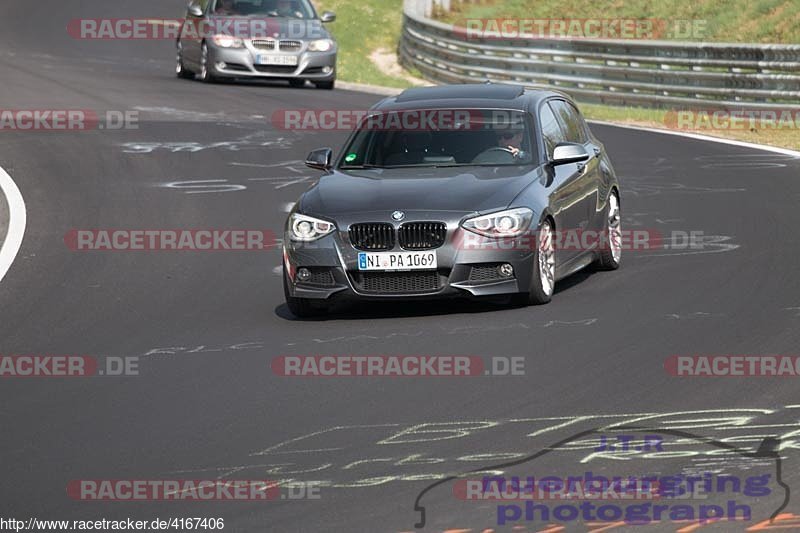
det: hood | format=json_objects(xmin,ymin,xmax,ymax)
[{"xmin": 300, "ymin": 166, "xmax": 537, "ymax": 216}]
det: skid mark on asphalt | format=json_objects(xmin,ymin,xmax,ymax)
[
  {"xmin": 132, "ymin": 106, "xmax": 225, "ymax": 122},
  {"xmin": 622, "ymin": 179, "xmax": 746, "ymax": 197},
  {"xmin": 119, "ymin": 131, "xmax": 293, "ymax": 153},
  {"xmin": 288, "ymin": 331, "xmax": 427, "ymax": 345},
  {"xmin": 132, "ymin": 106, "xmax": 278, "ymax": 125},
  {"xmin": 159, "ymin": 176, "xmax": 311, "ymax": 193},
  {"xmin": 643, "ymin": 235, "xmax": 739, "ymax": 257},
  {"xmin": 158, "ymin": 179, "xmax": 247, "ymax": 194},
  {"xmin": 284, "ymin": 319, "xmax": 598, "ymax": 346},
  {"xmin": 136, "ymin": 318, "xmax": 598, "ymax": 356},
  {"xmin": 159, "ymin": 407, "xmax": 800, "ymax": 500},
  {"xmin": 695, "ymin": 154, "xmax": 799, "ymax": 169},
  {"xmin": 665, "ymin": 312, "xmax": 723, "ymax": 320},
  {"xmin": 158, "ymin": 160, "xmax": 312, "ymax": 192},
  {"xmin": 138, "ymin": 300, "xmax": 795, "ymax": 355}
]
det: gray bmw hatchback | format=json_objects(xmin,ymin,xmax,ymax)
[
  {"xmin": 283, "ymin": 84, "xmax": 622, "ymax": 317},
  {"xmin": 176, "ymin": 0, "xmax": 337, "ymax": 89}
]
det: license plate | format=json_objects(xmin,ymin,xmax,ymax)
[
  {"xmin": 358, "ymin": 251, "xmax": 437, "ymax": 271},
  {"xmin": 256, "ymin": 54, "xmax": 298, "ymax": 66}
]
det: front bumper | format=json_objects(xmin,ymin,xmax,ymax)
[
  {"xmin": 208, "ymin": 42, "xmax": 336, "ymax": 80},
  {"xmin": 283, "ymin": 224, "xmax": 536, "ymax": 301}
]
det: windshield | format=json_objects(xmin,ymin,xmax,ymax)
[
  {"xmin": 338, "ymin": 109, "xmax": 537, "ymax": 169},
  {"xmin": 212, "ymin": 0, "xmax": 316, "ymax": 19}
]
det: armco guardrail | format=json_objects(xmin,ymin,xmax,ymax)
[{"xmin": 399, "ymin": 0, "xmax": 800, "ymax": 110}]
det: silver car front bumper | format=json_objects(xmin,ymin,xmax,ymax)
[{"xmin": 207, "ymin": 40, "xmax": 336, "ymax": 80}]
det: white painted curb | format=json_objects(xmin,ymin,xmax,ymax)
[{"xmin": 0, "ymin": 165, "xmax": 26, "ymax": 284}]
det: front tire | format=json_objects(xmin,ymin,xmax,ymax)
[
  {"xmin": 283, "ymin": 266, "xmax": 328, "ymax": 318},
  {"xmin": 529, "ymin": 219, "xmax": 555, "ymax": 304},
  {"xmin": 198, "ymin": 42, "xmax": 218, "ymax": 83},
  {"xmin": 512, "ymin": 218, "xmax": 555, "ymax": 306},
  {"xmin": 595, "ymin": 191, "xmax": 622, "ymax": 270},
  {"xmin": 176, "ymin": 45, "xmax": 194, "ymax": 79}
]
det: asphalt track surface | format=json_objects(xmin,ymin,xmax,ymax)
[{"xmin": 2, "ymin": 1, "xmax": 800, "ymax": 532}]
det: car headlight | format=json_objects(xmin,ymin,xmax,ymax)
[
  {"xmin": 289, "ymin": 213, "xmax": 336, "ymax": 241},
  {"xmin": 308, "ymin": 39, "xmax": 333, "ymax": 52},
  {"xmin": 462, "ymin": 208, "xmax": 533, "ymax": 238},
  {"xmin": 212, "ymin": 34, "xmax": 244, "ymax": 48}
]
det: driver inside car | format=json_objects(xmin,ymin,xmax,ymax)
[
  {"xmin": 215, "ymin": 0, "xmax": 239, "ymax": 15},
  {"xmin": 496, "ymin": 125, "xmax": 525, "ymax": 158},
  {"xmin": 275, "ymin": 0, "xmax": 303, "ymax": 17}
]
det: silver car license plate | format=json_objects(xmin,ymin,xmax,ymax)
[{"xmin": 256, "ymin": 55, "xmax": 298, "ymax": 66}]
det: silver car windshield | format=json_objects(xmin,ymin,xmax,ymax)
[
  {"xmin": 339, "ymin": 109, "xmax": 537, "ymax": 169},
  {"xmin": 212, "ymin": 0, "xmax": 316, "ymax": 19}
]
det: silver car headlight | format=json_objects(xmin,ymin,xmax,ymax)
[
  {"xmin": 462, "ymin": 207, "xmax": 533, "ymax": 238},
  {"xmin": 308, "ymin": 39, "xmax": 333, "ymax": 52},
  {"xmin": 212, "ymin": 34, "xmax": 244, "ymax": 48},
  {"xmin": 289, "ymin": 213, "xmax": 336, "ymax": 241}
]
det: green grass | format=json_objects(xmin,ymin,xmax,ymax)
[
  {"xmin": 314, "ymin": 0, "xmax": 417, "ymax": 87},
  {"xmin": 437, "ymin": 0, "xmax": 800, "ymax": 42}
]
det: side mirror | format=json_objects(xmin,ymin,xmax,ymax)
[
  {"xmin": 187, "ymin": 4, "xmax": 204, "ymax": 17},
  {"xmin": 305, "ymin": 148, "xmax": 333, "ymax": 170},
  {"xmin": 550, "ymin": 142, "xmax": 590, "ymax": 166},
  {"xmin": 320, "ymin": 11, "xmax": 336, "ymax": 23}
]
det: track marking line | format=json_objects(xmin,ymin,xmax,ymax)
[
  {"xmin": 0, "ymin": 164, "xmax": 26, "ymax": 284},
  {"xmin": 587, "ymin": 119, "xmax": 800, "ymax": 158}
]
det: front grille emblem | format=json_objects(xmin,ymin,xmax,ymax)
[{"xmin": 392, "ymin": 211, "xmax": 405, "ymax": 221}]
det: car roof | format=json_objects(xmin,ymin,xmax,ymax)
[{"xmin": 371, "ymin": 83, "xmax": 573, "ymax": 113}]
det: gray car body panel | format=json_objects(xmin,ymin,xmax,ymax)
[{"xmin": 284, "ymin": 84, "xmax": 620, "ymax": 301}]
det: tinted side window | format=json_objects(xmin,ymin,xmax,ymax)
[
  {"xmin": 550, "ymin": 100, "xmax": 588, "ymax": 144},
  {"xmin": 539, "ymin": 103, "xmax": 566, "ymax": 158},
  {"xmin": 570, "ymin": 102, "xmax": 592, "ymax": 141}
]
